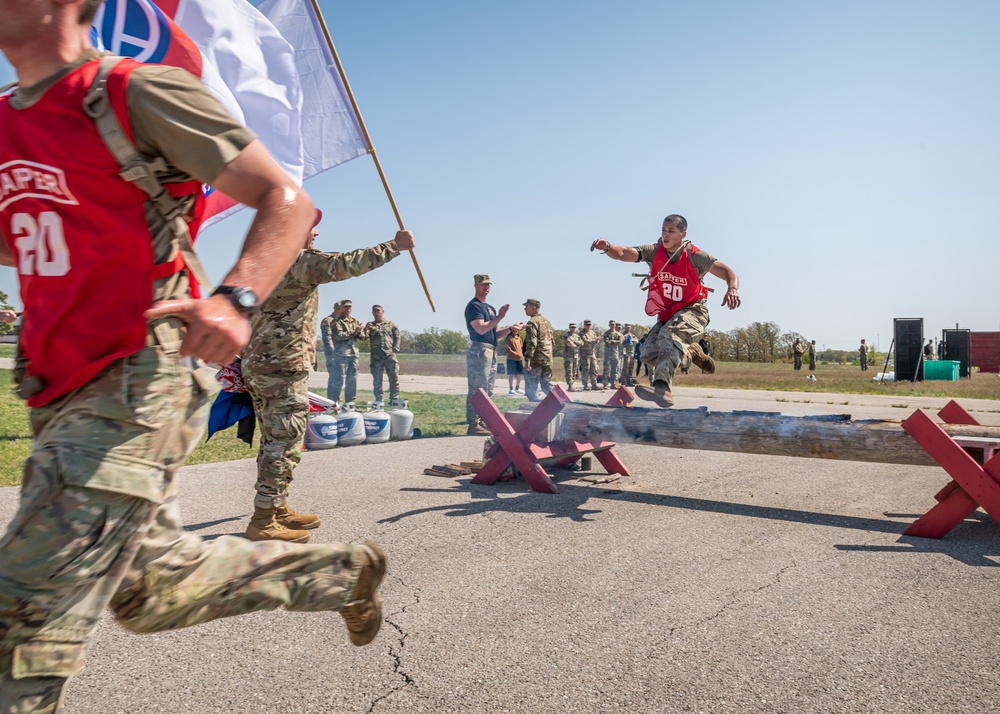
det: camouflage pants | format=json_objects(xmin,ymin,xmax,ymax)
[
  {"xmin": 794, "ymin": 354, "xmax": 803, "ymax": 370},
  {"xmin": 466, "ymin": 343, "xmax": 496, "ymax": 425},
  {"xmin": 621, "ymin": 351, "xmax": 636, "ymax": 383},
  {"xmin": 0, "ymin": 344, "xmax": 365, "ymax": 713},
  {"xmin": 563, "ymin": 353, "xmax": 579, "ymax": 386},
  {"xmin": 580, "ymin": 353, "xmax": 599, "ymax": 389},
  {"xmin": 640, "ymin": 303, "xmax": 710, "ymax": 389},
  {"xmin": 603, "ymin": 353, "xmax": 620, "ymax": 386},
  {"xmin": 524, "ymin": 363, "xmax": 553, "ymax": 401},
  {"xmin": 370, "ymin": 355, "xmax": 400, "ymax": 404},
  {"xmin": 243, "ymin": 368, "xmax": 309, "ymax": 509},
  {"xmin": 326, "ymin": 353, "xmax": 358, "ymax": 404}
]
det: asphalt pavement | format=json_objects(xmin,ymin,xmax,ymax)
[{"xmin": 1, "ymin": 370, "xmax": 1000, "ymax": 712}]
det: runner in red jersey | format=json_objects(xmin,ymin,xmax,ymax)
[
  {"xmin": 591, "ymin": 214, "xmax": 741, "ymax": 407},
  {"xmin": 0, "ymin": 2, "xmax": 386, "ymax": 709}
]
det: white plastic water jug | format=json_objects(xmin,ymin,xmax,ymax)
[
  {"xmin": 364, "ymin": 404, "xmax": 391, "ymax": 444},
  {"xmin": 388, "ymin": 400, "xmax": 414, "ymax": 441},
  {"xmin": 304, "ymin": 410, "xmax": 338, "ymax": 450},
  {"xmin": 336, "ymin": 403, "xmax": 366, "ymax": 446}
]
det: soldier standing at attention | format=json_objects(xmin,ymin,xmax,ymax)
[
  {"xmin": 330, "ymin": 299, "xmax": 364, "ymax": 403},
  {"xmin": 364, "ymin": 304, "xmax": 402, "ymax": 405},
  {"xmin": 0, "ymin": 2, "xmax": 389, "ymax": 706},
  {"xmin": 242, "ymin": 215, "xmax": 413, "ymax": 543},
  {"xmin": 321, "ymin": 301, "xmax": 342, "ymax": 395},
  {"xmin": 859, "ymin": 339, "xmax": 868, "ymax": 371},
  {"xmin": 578, "ymin": 319, "xmax": 601, "ymax": 390},
  {"xmin": 522, "ymin": 298, "xmax": 554, "ymax": 401},
  {"xmin": 793, "ymin": 338, "xmax": 804, "ymax": 370},
  {"xmin": 591, "ymin": 214, "xmax": 740, "ymax": 407},
  {"xmin": 808, "ymin": 340, "xmax": 817, "ymax": 371},
  {"xmin": 620, "ymin": 324, "xmax": 636, "ymax": 386},
  {"xmin": 563, "ymin": 322, "xmax": 584, "ymax": 391},
  {"xmin": 465, "ymin": 274, "xmax": 523, "ymax": 435},
  {"xmin": 602, "ymin": 320, "xmax": 624, "ymax": 389}
]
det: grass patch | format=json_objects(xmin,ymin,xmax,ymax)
[
  {"xmin": 0, "ymin": 344, "xmax": 15, "ymax": 359},
  {"xmin": 0, "ymin": 371, "xmax": 31, "ymax": 488}
]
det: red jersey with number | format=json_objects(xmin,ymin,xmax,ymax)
[
  {"xmin": 644, "ymin": 242, "xmax": 710, "ymax": 322},
  {"xmin": 0, "ymin": 58, "xmax": 185, "ymax": 407}
]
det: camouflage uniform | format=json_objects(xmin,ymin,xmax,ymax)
[
  {"xmin": 563, "ymin": 330, "xmax": 584, "ymax": 390},
  {"xmin": 0, "ymin": 49, "xmax": 389, "ymax": 711},
  {"xmin": 637, "ymin": 241, "xmax": 717, "ymax": 388},
  {"xmin": 602, "ymin": 325, "xmax": 624, "ymax": 388},
  {"xmin": 320, "ymin": 310, "xmax": 338, "ymax": 387},
  {"xmin": 579, "ymin": 326, "xmax": 601, "ymax": 390},
  {"xmin": 365, "ymin": 318, "xmax": 401, "ymax": 404},
  {"xmin": 621, "ymin": 329, "xmax": 637, "ymax": 385},
  {"xmin": 522, "ymin": 313, "xmax": 554, "ymax": 401},
  {"xmin": 793, "ymin": 340, "xmax": 804, "ymax": 370},
  {"xmin": 242, "ymin": 244, "xmax": 400, "ymax": 509},
  {"xmin": 328, "ymin": 313, "xmax": 363, "ymax": 403}
]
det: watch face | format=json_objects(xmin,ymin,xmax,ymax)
[{"xmin": 236, "ymin": 289, "xmax": 258, "ymax": 309}]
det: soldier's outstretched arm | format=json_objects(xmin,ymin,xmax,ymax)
[
  {"xmin": 297, "ymin": 231, "xmax": 415, "ymax": 286},
  {"xmin": 590, "ymin": 239, "xmax": 640, "ymax": 263}
]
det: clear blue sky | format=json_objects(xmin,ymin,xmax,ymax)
[{"xmin": 3, "ymin": 1, "xmax": 999, "ymax": 352}]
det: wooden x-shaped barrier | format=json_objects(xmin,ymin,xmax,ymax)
[
  {"xmin": 470, "ymin": 385, "xmax": 631, "ymax": 493},
  {"xmin": 903, "ymin": 400, "xmax": 1000, "ymax": 538}
]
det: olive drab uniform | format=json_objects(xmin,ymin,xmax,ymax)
[
  {"xmin": 365, "ymin": 319, "xmax": 401, "ymax": 404},
  {"xmin": 859, "ymin": 342, "xmax": 868, "ymax": 371},
  {"xmin": 563, "ymin": 331, "xmax": 584, "ymax": 390},
  {"xmin": 579, "ymin": 327, "xmax": 601, "ymax": 390},
  {"xmin": 329, "ymin": 313, "xmax": 363, "ymax": 403},
  {"xmin": 523, "ymin": 313, "xmax": 554, "ymax": 401},
  {"xmin": 621, "ymin": 331, "xmax": 636, "ymax": 385},
  {"xmin": 602, "ymin": 326, "xmax": 624, "ymax": 388},
  {"xmin": 793, "ymin": 340, "xmax": 804, "ymax": 370},
  {"xmin": 242, "ymin": 244, "xmax": 401, "ymax": 510}
]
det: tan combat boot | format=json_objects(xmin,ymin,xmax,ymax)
[
  {"xmin": 244, "ymin": 506, "xmax": 310, "ymax": 543},
  {"xmin": 341, "ymin": 541, "xmax": 388, "ymax": 646},
  {"xmin": 688, "ymin": 342, "xmax": 716, "ymax": 374},
  {"xmin": 275, "ymin": 502, "xmax": 321, "ymax": 530},
  {"xmin": 634, "ymin": 381, "xmax": 674, "ymax": 408}
]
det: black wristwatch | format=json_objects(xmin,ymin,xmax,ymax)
[{"xmin": 212, "ymin": 285, "xmax": 259, "ymax": 314}]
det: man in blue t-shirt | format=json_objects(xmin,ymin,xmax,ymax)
[{"xmin": 464, "ymin": 274, "xmax": 523, "ymax": 435}]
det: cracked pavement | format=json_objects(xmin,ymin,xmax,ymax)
[{"xmin": 1, "ymin": 391, "xmax": 999, "ymax": 712}]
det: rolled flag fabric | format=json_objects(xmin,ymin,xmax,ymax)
[{"xmin": 91, "ymin": 0, "xmax": 365, "ymax": 229}]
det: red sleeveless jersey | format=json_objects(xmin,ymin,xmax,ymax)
[
  {"xmin": 644, "ymin": 242, "xmax": 710, "ymax": 322},
  {"xmin": 0, "ymin": 59, "xmax": 188, "ymax": 407}
]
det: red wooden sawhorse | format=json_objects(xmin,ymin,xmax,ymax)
[
  {"xmin": 469, "ymin": 384, "xmax": 631, "ymax": 493},
  {"xmin": 903, "ymin": 400, "xmax": 1000, "ymax": 538}
]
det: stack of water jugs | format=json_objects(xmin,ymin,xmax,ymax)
[{"xmin": 304, "ymin": 391, "xmax": 414, "ymax": 450}]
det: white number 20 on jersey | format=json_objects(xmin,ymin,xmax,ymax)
[
  {"xmin": 13, "ymin": 212, "xmax": 70, "ymax": 277},
  {"xmin": 661, "ymin": 283, "xmax": 683, "ymax": 301}
]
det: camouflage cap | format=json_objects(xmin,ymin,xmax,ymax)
[
  {"xmin": 372, "ymin": 304, "xmax": 383, "ymax": 311},
  {"xmin": 523, "ymin": 298, "xmax": 541, "ymax": 308},
  {"xmin": 583, "ymin": 319, "xmax": 592, "ymax": 325},
  {"xmin": 474, "ymin": 274, "xmax": 491, "ymax": 284},
  {"xmin": 332, "ymin": 300, "xmax": 342, "ymax": 309},
  {"xmin": 609, "ymin": 320, "xmax": 616, "ymax": 325},
  {"xmin": 624, "ymin": 324, "xmax": 631, "ymax": 328},
  {"xmin": 569, "ymin": 323, "xmax": 577, "ymax": 328},
  {"xmin": 341, "ymin": 299, "xmax": 353, "ymax": 307}
]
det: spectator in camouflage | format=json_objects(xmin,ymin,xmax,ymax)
[
  {"xmin": 522, "ymin": 298, "xmax": 554, "ymax": 401},
  {"xmin": 563, "ymin": 323, "xmax": 583, "ymax": 391},
  {"xmin": 578, "ymin": 319, "xmax": 601, "ymax": 390},
  {"xmin": 363, "ymin": 304, "xmax": 402, "ymax": 405}
]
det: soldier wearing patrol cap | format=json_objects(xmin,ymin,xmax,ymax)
[
  {"xmin": 602, "ymin": 320, "xmax": 624, "ymax": 389},
  {"xmin": 329, "ymin": 298, "xmax": 364, "ymax": 404},
  {"xmin": 578, "ymin": 319, "xmax": 601, "ymax": 390},
  {"xmin": 620, "ymin": 323, "xmax": 636, "ymax": 386},
  {"xmin": 242, "ymin": 214, "xmax": 414, "ymax": 542},
  {"xmin": 563, "ymin": 322, "xmax": 584, "ymax": 391},
  {"xmin": 363, "ymin": 304, "xmax": 401, "ymax": 405},
  {"xmin": 522, "ymin": 298, "xmax": 554, "ymax": 401},
  {"xmin": 321, "ymin": 300, "xmax": 342, "ymax": 384},
  {"xmin": 465, "ymin": 274, "xmax": 524, "ymax": 435}
]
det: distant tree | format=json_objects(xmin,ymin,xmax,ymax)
[
  {"xmin": 412, "ymin": 330, "xmax": 443, "ymax": 354},
  {"xmin": 437, "ymin": 329, "xmax": 470, "ymax": 354},
  {"xmin": 0, "ymin": 290, "xmax": 14, "ymax": 336}
]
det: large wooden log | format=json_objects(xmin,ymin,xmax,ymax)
[{"xmin": 556, "ymin": 404, "xmax": 1000, "ymax": 466}]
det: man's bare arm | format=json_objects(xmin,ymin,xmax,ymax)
[
  {"xmin": 708, "ymin": 260, "xmax": 741, "ymax": 310},
  {"xmin": 590, "ymin": 239, "xmax": 640, "ymax": 263},
  {"xmin": 145, "ymin": 139, "xmax": 314, "ymax": 364}
]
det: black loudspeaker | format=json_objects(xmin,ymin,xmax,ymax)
[
  {"xmin": 942, "ymin": 329, "xmax": 972, "ymax": 378},
  {"xmin": 894, "ymin": 318, "xmax": 924, "ymax": 382}
]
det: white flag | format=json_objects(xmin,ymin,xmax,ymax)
[{"xmin": 257, "ymin": 0, "xmax": 370, "ymax": 178}]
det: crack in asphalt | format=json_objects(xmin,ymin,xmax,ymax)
[{"xmin": 368, "ymin": 576, "xmax": 420, "ymax": 713}]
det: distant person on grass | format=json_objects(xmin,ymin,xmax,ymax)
[{"xmin": 591, "ymin": 214, "xmax": 741, "ymax": 407}]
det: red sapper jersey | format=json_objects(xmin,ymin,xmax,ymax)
[
  {"xmin": 644, "ymin": 242, "xmax": 710, "ymax": 322},
  {"xmin": 0, "ymin": 58, "xmax": 195, "ymax": 407}
]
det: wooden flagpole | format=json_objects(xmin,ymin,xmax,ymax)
[{"xmin": 307, "ymin": 0, "xmax": 436, "ymax": 312}]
